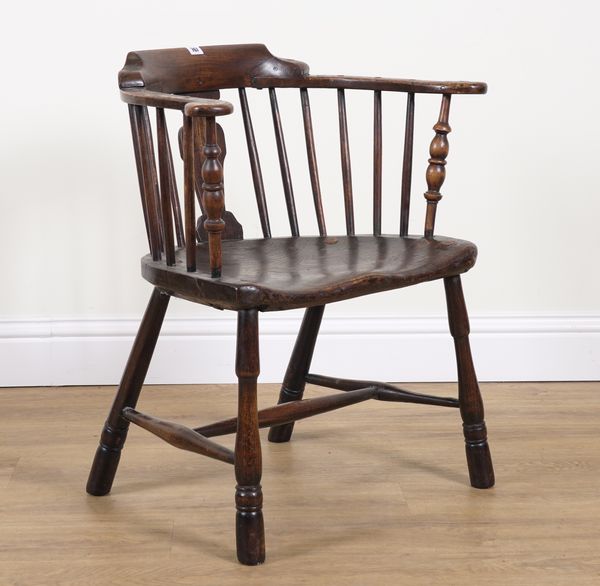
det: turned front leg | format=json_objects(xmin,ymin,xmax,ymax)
[
  {"xmin": 235, "ymin": 309, "xmax": 265, "ymax": 565},
  {"xmin": 444, "ymin": 276, "xmax": 495, "ymax": 489}
]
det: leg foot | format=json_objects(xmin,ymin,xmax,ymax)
[
  {"xmin": 86, "ymin": 426, "xmax": 128, "ymax": 496},
  {"xmin": 235, "ymin": 485, "xmax": 265, "ymax": 565},
  {"xmin": 463, "ymin": 422, "xmax": 495, "ymax": 489}
]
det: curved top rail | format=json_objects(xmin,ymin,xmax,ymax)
[{"xmin": 119, "ymin": 43, "xmax": 309, "ymax": 94}]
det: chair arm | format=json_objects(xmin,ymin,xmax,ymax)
[
  {"xmin": 120, "ymin": 88, "xmax": 234, "ymax": 116},
  {"xmin": 251, "ymin": 75, "xmax": 486, "ymax": 95}
]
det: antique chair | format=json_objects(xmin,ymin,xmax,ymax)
[{"xmin": 86, "ymin": 44, "xmax": 495, "ymax": 565}]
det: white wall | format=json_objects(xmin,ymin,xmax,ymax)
[{"xmin": 1, "ymin": 0, "xmax": 599, "ymax": 384}]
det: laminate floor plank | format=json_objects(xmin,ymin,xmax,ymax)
[{"xmin": 0, "ymin": 383, "xmax": 599, "ymax": 585}]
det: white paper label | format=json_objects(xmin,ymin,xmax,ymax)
[{"xmin": 186, "ymin": 46, "xmax": 204, "ymax": 56}]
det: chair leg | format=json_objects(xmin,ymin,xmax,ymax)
[
  {"xmin": 444, "ymin": 276, "xmax": 495, "ymax": 489},
  {"xmin": 86, "ymin": 288, "xmax": 170, "ymax": 496},
  {"xmin": 268, "ymin": 305, "xmax": 325, "ymax": 443},
  {"xmin": 235, "ymin": 309, "xmax": 265, "ymax": 565}
]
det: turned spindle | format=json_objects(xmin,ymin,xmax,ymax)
[
  {"xmin": 424, "ymin": 94, "xmax": 451, "ymax": 238},
  {"xmin": 183, "ymin": 115, "xmax": 196, "ymax": 272},
  {"xmin": 202, "ymin": 117, "xmax": 225, "ymax": 278}
]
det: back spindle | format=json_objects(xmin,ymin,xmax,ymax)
[
  {"xmin": 183, "ymin": 115, "xmax": 196, "ymax": 271},
  {"xmin": 400, "ymin": 93, "xmax": 415, "ymax": 237},
  {"xmin": 337, "ymin": 89, "xmax": 355, "ymax": 236},
  {"xmin": 373, "ymin": 90, "xmax": 382, "ymax": 236},
  {"xmin": 156, "ymin": 108, "xmax": 176, "ymax": 266},
  {"xmin": 239, "ymin": 88, "xmax": 271, "ymax": 238},
  {"xmin": 202, "ymin": 117, "xmax": 225, "ymax": 278},
  {"xmin": 193, "ymin": 118, "xmax": 208, "ymax": 217},
  {"xmin": 129, "ymin": 106, "xmax": 152, "ymax": 252},
  {"xmin": 129, "ymin": 104, "xmax": 163, "ymax": 261},
  {"xmin": 300, "ymin": 88, "xmax": 327, "ymax": 236},
  {"xmin": 165, "ymin": 126, "xmax": 185, "ymax": 249},
  {"xmin": 424, "ymin": 94, "xmax": 451, "ymax": 238},
  {"xmin": 269, "ymin": 88, "xmax": 299, "ymax": 237}
]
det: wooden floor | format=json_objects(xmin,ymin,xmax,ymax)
[{"xmin": 1, "ymin": 382, "xmax": 599, "ymax": 585}]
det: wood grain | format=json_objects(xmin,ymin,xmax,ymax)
[
  {"xmin": 141, "ymin": 235, "xmax": 477, "ymax": 311},
  {"xmin": 122, "ymin": 407, "xmax": 234, "ymax": 464},
  {"xmin": 300, "ymin": 88, "xmax": 327, "ymax": 236},
  {"xmin": 183, "ymin": 115, "xmax": 196, "ymax": 272},
  {"xmin": 239, "ymin": 88, "xmax": 271, "ymax": 238},
  {"xmin": 269, "ymin": 88, "xmax": 299, "ymax": 237},
  {"xmin": 201, "ymin": 117, "xmax": 226, "ymax": 278},
  {"xmin": 1, "ymin": 383, "xmax": 599, "ymax": 584},
  {"xmin": 109, "ymin": 43, "xmax": 495, "ymax": 568},
  {"xmin": 86, "ymin": 288, "xmax": 170, "ymax": 496},
  {"xmin": 400, "ymin": 92, "xmax": 415, "ymax": 237},
  {"xmin": 337, "ymin": 89, "xmax": 355, "ymax": 236},
  {"xmin": 424, "ymin": 94, "xmax": 451, "ymax": 238}
]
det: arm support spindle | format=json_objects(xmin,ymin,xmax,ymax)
[
  {"xmin": 202, "ymin": 117, "xmax": 226, "ymax": 277},
  {"xmin": 424, "ymin": 94, "xmax": 451, "ymax": 238},
  {"xmin": 183, "ymin": 115, "xmax": 196, "ymax": 271}
]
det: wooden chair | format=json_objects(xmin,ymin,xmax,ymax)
[{"xmin": 86, "ymin": 44, "xmax": 495, "ymax": 565}]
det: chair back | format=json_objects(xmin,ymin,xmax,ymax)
[{"xmin": 119, "ymin": 44, "xmax": 485, "ymax": 276}]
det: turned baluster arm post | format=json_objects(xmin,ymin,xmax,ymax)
[
  {"xmin": 424, "ymin": 94, "xmax": 451, "ymax": 238},
  {"xmin": 200, "ymin": 116, "xmax": 226, "ymax": 278},
  {"xmin": 181, "ymin": 102, "xmax": 231, "ymax": 276}
]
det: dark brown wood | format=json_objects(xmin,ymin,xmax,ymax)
[
  {"xmin": 424, "ymin": 94, "xmax": 451, "ymax": 238},
  {"xmin": 337, "ymin": 89, "xmax": 355, "ymax": 236},
  {"xmin": 142, "ymin": 235, "xmax": 477, "ymax": 312},
  {"xmin": 400, "ymin": 92, "xmax": 415, "ymax": 237},
  {"xmin": 119, "ymin": 43, "xmax": 483, "ymax": 96},
  {"xmin": 128, "ymin": 105, "xmax": 152, "ymax": 250},
  {"xmin": 373, "ymin": 90, "xmax": 382, "ymax": 235},
  {"xmin": 119, "ymin": 44, "xmax": 309, "ymax": 93},
  {"xmin": 156, "ymin": 108, "xmax": 176, "ymax": 265},
  {"xmin": 87, "ymin": 288, "xmax": 170, "ymax": 496},
  {"xmin": 122, "ymin": 407, "xmax": 234, "ymax": 464},
  {"xmin": 121, "ymin": 88, "xmax": 234, "ymax": 116},
  {"xmin": 95, "ymin": 44, "xmax": 493, "ymax": 565},
  {"xmin": 305, "ymin": 373, "xmax": 459, "ymax": 408},
  {"xmin": 178, "ymin": 121, "xmax": 243, "ymax": 243},
  {"xmin": 269, "ymin": 88, "xmax": 299, "ymax": 237},
  {"xmin": 268, "ymin": 305, "xmax": 325, "ymax": 442},
  {"xmin": 164, "ymin": 118, "xmax": 185, "ymax": 248},
  {"xmin": 239, "ymin": 88, "xmax": 271, "ymax": 238},
  {"xmin": 183, "ymin": 114, "xmax": 196, "ymax": 271},
  {"xmin": 129, "ymin": 105, "xmax": 162, "ymax": 260},
  {"xmin": 300, "ymin": 89, "xmax": 327, "ymax": 236},
  {"xmin": 193, "ymin": 117, "xmax": 208, "ymax": 216},
  {"xmin": 252, "ymin": 75, "xmax": 487, "ymax": 95},
  {"xmin": 444, "ymin": 275, "xmax": 495, "ymax": 489},
  {"xmin": 201, "ymin": 117, "xmax": 226, "ymax": 278},
  {"xmin": 196, "ymin": 386, "xmax": 378, "ymax": 439},
  {"xmin": 235, "ymin": 309, "xmax": 265, "ymax": 565}
]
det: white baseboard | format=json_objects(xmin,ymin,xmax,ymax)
[{"xmin": 1, "ymin": 314, "xmax": 599, "ymax": 386}]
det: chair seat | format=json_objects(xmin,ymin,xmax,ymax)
[
  {"xmin": 142, "ymin": 236, "xmax": 477, "ymax": 311},
  {"xmin": 142, "ymin": 235, "xmax": 477, "ymax": 311}
]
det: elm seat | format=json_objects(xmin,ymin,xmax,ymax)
[
  {"xmin": 142, "ymin": 235, "xmax": 477, "ymax": 311},
  {"xmin": 87, "ymin": 43, "xmax": 495, "ymax": 566}
]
